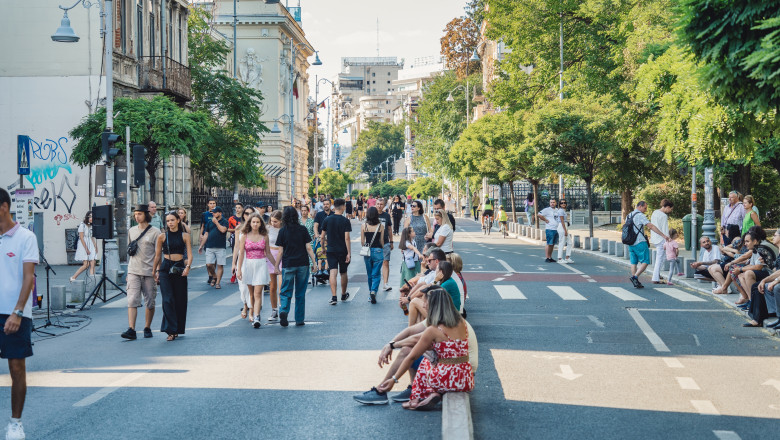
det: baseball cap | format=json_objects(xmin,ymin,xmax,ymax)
[{"xmin": 213, "ymin": 206, "xmax": 223, "ymax": 213}]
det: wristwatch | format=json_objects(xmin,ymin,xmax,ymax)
[
  {"xmin": 391, "ymin": 375, "xmax": 399, "ymax": 384},
  {"xmin": 389, "ymin": 341, "xmax": 396, "ymax": 350},
  {"xmin": 12, "ymin": 310, "xmax": 24, "ymax": 318}
]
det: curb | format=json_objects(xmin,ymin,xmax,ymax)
[
  {"xmin": 512, "ymin": 231, "xmax": 779, "ymax": 337},
  {"xmin": 442, "ymin": 393, "xmax": 473, "ymax": 440}
]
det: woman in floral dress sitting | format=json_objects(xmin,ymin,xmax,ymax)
[{"xmin": 379, "ymin": 288, "xmax": 474, "ymax": 410}]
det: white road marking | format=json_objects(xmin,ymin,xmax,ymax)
[
  {"xmin": 344, "ymin": 286, "xmax": 360, "ymax": 301},
  {"xmin": 637, "ymin": 309, "xmax": 731, "ymax": 313},
  {"xmin": 557, "ymin": 260, "xmax": 584, "ymax": 275},
  {"xmin": 492, "ymin": 277, "xmax": 506, "ymax": 282},
  {"xmin": 763, "ymin": 379, "xmax": 780, "ymax": 392},
  {"xmin": 655, "ymin": 287, "xmax": 706, "ymax": 302},
  {"xmin": 600, "ymin": 286, "xmax": 648, "ymax": 301},
  {"xmin": 214, "ymin": 292, "xmax": 241, "ymax": 306},
  {"xmin": 596, "ymin": 266, "xmax": 605, "ymax": 269},
  {"xmin": 216, "ymin": 315, "xmax": 244, "ymax": 328},
  {"xmin": 497, "ymin": 259, "xmax": 517, "ymax": 273},
  {"xmin": 713, "ymin": 431, "xmax": 742, "ymax": 440},
  {"xmin": 587, "ymin": 279, "xmax": 597, "ymax": 283},
  {"xmin": 663, "ymin": 358, "xmax": 684, "ymax": 368},
  {"xmin": 549, "ymin": 286, "xmax": 587, "ymax": 301},
  {"xmin": 103, "ymin": 290, "xmax": 207, "ymax": 309},
  {"xmin": 691, "ymin": 400, "xmax": 720, "ymax": 415},
  {"xmin": 587, "ymin": 315, "xmax": 605, "ymax": 328},
  {"xmin": 554, "ymin": 365, "xmax": 582, "ymax": 381},
  {"xmin": 627, "ymin": 308, "xmax": 670, "ymax": 352},
  {"xmin": 676, "ymin": 377, "xmax": 701, "ymax": 390},
  {"xmin": 73, "ymin": 371, "xmax": 149, "ymax": 407},
  {"xmin": 494, "ymin": 285, "xmax": 527, "ymax": 300}
]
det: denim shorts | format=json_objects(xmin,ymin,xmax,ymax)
[
  {"xmin": 383, "ymin": 243, "xmax": 392, "ymax": 261},
  {"xmin": 0, "ymin": 315, "xmax": 33, "ymax": 359},
  {"xmin": 545, "ymin": 229, "xmax": 559, "ymax": 245}
]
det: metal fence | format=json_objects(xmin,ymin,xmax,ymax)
[
  {"xmin": 497, "ymin": 181, "xmax": 621, "ymax": 212},
  {"xmin": 192, "ymin": 188, "xmax": 279, "ymax": 225}
]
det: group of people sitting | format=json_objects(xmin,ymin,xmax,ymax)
[{"xmin": 352, "ymin": 242, "xmax": 476, "ymax": 410}]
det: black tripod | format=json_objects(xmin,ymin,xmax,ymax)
[
  {"xmin": 80, "ymin": 240, "xmax": 126, "ymax": 310},
  {"xmin": 33, "ymin": 250, "xmax": 69, "ymax": 335}
]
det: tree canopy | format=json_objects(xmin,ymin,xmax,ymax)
[
  {"xmin": 308, "ymin": 168, "xmax": 352, "ymax": 198},
  {"xmin": 344, "ymin": 122, "xmax": 404, "ymax": 183}
]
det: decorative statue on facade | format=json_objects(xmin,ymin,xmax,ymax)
[{"xmin": 239, "ymin": 48, "xmax": 266, "ymax": 89}]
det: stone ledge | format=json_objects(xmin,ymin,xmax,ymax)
[{"xmin": 442, "ymin": 392, "xmax": 473, "ymax": 440}]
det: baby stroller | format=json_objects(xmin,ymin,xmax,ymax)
[{"xmin": 311, "ymin": 238, "xmax": 329, "ymax": 287}]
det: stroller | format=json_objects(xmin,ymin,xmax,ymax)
[{"xmin": 311, "ymin": 238, "xmax": 329, "ymax": 287}]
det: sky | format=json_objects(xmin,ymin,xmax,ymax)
[{"xmin": 297, "ymin": 0, "xmax": 468, "ymax": 97}]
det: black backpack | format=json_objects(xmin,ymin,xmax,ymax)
[{"xmin": 621, "ymin": 212, "xmax": 645, "ymax": 245}]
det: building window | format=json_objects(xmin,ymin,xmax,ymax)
[
  {"xmin": 372, "ymin": 72, "xmax": 376, "ymax": 77},
  {"xmin": 119, "ymin": 0, "xmax": 126, "ymax": 53},
  {"xmin": 136, "ymin": 2, "xmax": 143, "ymax": 57},
  {"xmin": 178, "ymin": 14, "xmax": 182, "ymax": 62},
  {"xmin": 372, "ymin": 80, "xmax": 375, "ymax": 84},
  {"xmin": 150, "ymin": 13, "xmax": 155, "ymax": 58},
  {"xmin": 387, "ymin": 80, "xmax": 390, "ymax": 84}
]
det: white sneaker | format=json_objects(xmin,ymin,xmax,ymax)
[
  {"xmin": 383, "ymin": 283, "xmax": 392, "ymax": 291},
  {"xmin": 253, "ymin": 316, "xmax": 261, "ymax": 328},
  {"xmin": 267, "ymin": 309, "xmax": 279, "ymax": 321},
  {"xmin": 6, "ymin": 420, "xmax": 24, "ymax": 440},
  {"xmin": 565, "ymin": 259, "xmax": 574, "ymax": 264}
]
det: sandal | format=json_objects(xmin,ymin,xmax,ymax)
[
  {"xmin": 415, "ymin": 393, "xmax": 442, "ymax": 411},
  {"xmin": 735, "ymin": 298, "xmax": 749, "ymax": 305},
  {"xmin": 166, "ymin": 334, "xmax": 177, "ymax": 341},
  {"xmin": 402, "ymin": 399, "xmax": 420, "ymax": 410},
  {"xmin": 241, "ymin": 308, "xmax": 247, "ymax": 319},
  {"xmin": 215, "ymin": 284, "xmax": 221, "ymax": 289}
]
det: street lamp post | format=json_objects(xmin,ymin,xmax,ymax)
[
  {"xmin": 703, "ymin": 167, "xmax": 717, "ymax": 242},
  {"xmin": 285, "ymin": 39, "xmax": 320, "ymax": 203},
  {"xmin": 314, "ymin": 76, "xmax": 333, "ymax": 198}
]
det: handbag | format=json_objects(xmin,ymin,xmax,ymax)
[
  {"xmin": 164, "ymin": 229, "xmax": 185, "ymax": 275},
  {"xmin": 127, "ymin": 225, "xmax": 152, "ymax": 257},
  {"xmin": 404, "ymin": 243, "xmax": 417, "ymax": 269},
  {"xmin": 360, "ymin": 224, "xmax": 381, "ymax": 257}
]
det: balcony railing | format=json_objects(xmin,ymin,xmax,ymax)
[{"xmin": 138, "ymin": 56, "xmax": 192, "ymax": 102}]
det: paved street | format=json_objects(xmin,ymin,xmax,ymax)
[{"xmin": 1, "ymin": 218, "xmax": 779, "ymax": 439}]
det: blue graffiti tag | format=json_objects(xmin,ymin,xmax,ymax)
[{"xmin": 25, "ymin": 137, "xmax": 72, "ymax": 189}]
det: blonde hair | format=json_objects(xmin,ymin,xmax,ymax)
[
  {"xmin": 448, "ymin": 253, "xmax": 463, "ymax": 273},
  {"xmin": 434, "ymin": 209, "xmax": 452, "ymax": 229},
  {"xmin": 743, "ymin": 195, "xmax": 755, "ymax": 206},
  {"xmin": 426, "ymin": 288, "xmax": 461, "ymax": 328}
]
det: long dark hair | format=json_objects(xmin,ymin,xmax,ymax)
[
  {"xmin": 366, "ymin": 206, "xmax": 380, "ymax": 225},
  {"xmin": 413, "ymin": 201, "xmax": 424, "ymax": 214},
  {"xmin": 83, "ymin": 211, "xmax": 93, "ymax": 225},
  {"xmin": 165, "ymin": 211, "xmax": 182, "ymax": 231},
  {"xmin": 282, "ymin": 206, "xmax": 300, "ymax": 226},
  {"xmin": 399, "ymin": 226, "xmax": 413, "ymax": 250},
  {"xmin": 438, "ymin": 261, "xmax": 453, "ymax": 283}
]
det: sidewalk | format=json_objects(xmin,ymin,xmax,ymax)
[{"xmin": 504, "ymin": 222, "xmax": 779, "ymax": 337}]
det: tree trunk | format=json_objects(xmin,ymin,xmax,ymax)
[
  {"xmin": 730, "ymin": 163, "xmax": 751, "ymax": 195},
  {"xmin": 586, "ymin": 178, "xmax": 594, "ymax": 238},
  {"xmin": 621, "ymin": 188, "xmax": 633, "ymax": 222},
  {"xmin": 509, "ymin": 180, "xmax": 517, "ymax": 222}
]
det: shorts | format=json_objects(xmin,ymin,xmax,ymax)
[
  {"xmin": 327, "ymin": 252, "xmax": 350, "ymax": 274},
  {"xmin": 629, "ymin": 241, "xmax": 651, "ymax": 265},
  {"xmin": 545, "ymin": 229, "xmax": 559, "ymax": 245},
  {"xmin": 205, "ymin": 247, "xmax": 226, "ymax": 265},
  {"xmin": 126, "ymin": 273, "xmax": 157, "ymax": 309},
  {"xmin": 0, "ymin": 315, "xmax": 33, "ymax": 359},
  {"xmin": 383, "ymin": 243, "xmax": 392, "ymax": 261},
  {"xmin": 482, "ymin": 209, "xmax": 494, "ymax": 218}
]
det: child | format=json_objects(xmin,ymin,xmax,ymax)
[
  {"xmin": 664, "ymin": 229, "xmax": 680, "ymax": 284},
  {"xmin": 497, "ymin": 205, "xmax": 508, "ymax": 236}
]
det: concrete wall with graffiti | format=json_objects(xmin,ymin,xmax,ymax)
[{"xmin": 1, "ymin": 75, "xmax": 105, "ymax": 264}]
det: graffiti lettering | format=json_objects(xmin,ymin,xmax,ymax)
[
  {"xmin": 33, "ymin": 174, "xmax": 78, "ymax": 214},
  {"xmin": 25, "ymin": 137, "xmax": 72, "ymax": 189}
]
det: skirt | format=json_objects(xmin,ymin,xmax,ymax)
[
  {"xmin": 267, "ymin": 249, "xmax": 282, "ymax": 275},
  {"xmin": 244, "ymin": 257, "xmax": 270, "ymax": 286},
  {"xmin": 400, "ymin": 260, "xmax": 421, "ymax": 288},
  {"xmin": 75, "ymin": 239, "xmax": 97, "ymax": 261}
]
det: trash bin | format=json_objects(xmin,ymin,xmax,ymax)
[
  {"xmin": 603, "ymin": 196, "xmax": 611, "ymax": 211},
  {"xmin": 682, "ymin": 214, "xmax": 704, "ymax": 251}
]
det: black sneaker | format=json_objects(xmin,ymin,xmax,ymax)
[
  {"xmin": 121, "ymin": 327, "xmax": 137, "ymax": 340},
  {"xmin": 206, "ymin": 276, "xmax": 213, "ymax": 285},
  {"xmin": 370, "ymin": 292, "xmax": 377, "ymax": 304},
  {"xmin": 545, "ymin": 258, "xmax": 555, "ymax": 263},
  {"xmin": 279, "ymin": 312, "xmax": 289, "ymax": 327},
  {"xmin": 390, "ymin": 385, "xmax": 412, "ymax": 402},
  {"xmin": 143, "ymin": 327, "xmax": 153, "ymax": 338},
  {"xmin": 352, "ymin": 387, "xmax": 389, "ymax": 405},
  {"xmin": 341, "ymin": 293, "xmax": 350, "ymax": 301},
  {"xmin": 295, "ymin": 321, "xmax": 305, "ymax": 326},
  {"xmin": 635, "ymin": 281, "xmax": 645, "ymax": 289},
  {"xmin": 629, "ymin": 276, "xmax": 640, "ymax": 287},
  {"xmin": 329, "ymin": 297, "xmax": 337, "ymax": 305}
]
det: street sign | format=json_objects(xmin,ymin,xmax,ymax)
[{"xmin": 17, "ymin": 135, "xmax": 30, "ymax": 176}]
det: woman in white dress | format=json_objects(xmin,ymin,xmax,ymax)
[{"xmin": 70, "ymin": 211, "xmax": 97, "ymax": 282}]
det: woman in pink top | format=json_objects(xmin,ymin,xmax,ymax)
[
  {"xmin": 367, "ymin": 196, "xmax": 377, "ymax": 208},
  {"xmin": 237, "ymin": 214, "xmax": 278, "ymax": 328}
]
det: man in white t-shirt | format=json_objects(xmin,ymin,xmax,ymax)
[
  {"xmin": 650, "ymin": 199, "xmax": 674, "ymax": 283},
  {"xmin": 537, "ymin": 199, "xmax": 564, "ymax": 263},
  {"xmin": 0, "ymin": 188, "xmax": 38, "ymax": 439},
  {"xmin": 628, "ymin": 201, "xmax": 670, "ymax": 288},
  {"xmin": 691, "ymin": 236, "xmax": 722, "ymax": 279}
]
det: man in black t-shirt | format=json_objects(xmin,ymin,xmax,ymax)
[
  {"xmin": 276, "ymin": 206, "xmax": 317, "ymax": 326},
  {"xmin": 320, "ymin": 198, "xmax": 352, "ymax": 305},
  {"xmin": 376, "ymin": 198, "xmax": 394, "ymax": 292}
]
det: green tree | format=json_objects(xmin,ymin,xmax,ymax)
[
  {"xmin": 308, "ymin": 168, "xmax": 353, "ymax": 198},
  {"xmin": 188, "ymin": 5, "xmax": 269, "ymax": 189},
  {"xmin": 406, "ymin": 177, "xmax": 443, "ymax": 199},
  {"xmin": 344, "ymin": 122, "xmax": 404, "ymax": 183},
  {"xmin": 369, "ymin": 179, "xmax": 411, "ymax": 198},
  {"xmin": 525, "ymin": 99, "xmax": 618, "ymax": 237},
  {"xmin": 69, "ymin": 96, "xmax": 210, "ymax": 201},
  {"xmin": 678, "ymin": 0, "xmax": 780, "ymax": 113}
]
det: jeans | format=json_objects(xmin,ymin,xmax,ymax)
[
  {"xmin": 364, "ymin": 248, "xmax": 384, "ymax": 292},
  {"xmin": 279, "ymin": 265, "xmax": 310, "ymax": 324}
]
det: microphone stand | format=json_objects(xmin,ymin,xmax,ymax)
[{"xmin": 34, "ymin": 249, "xmax": 69, "ymax": 334}]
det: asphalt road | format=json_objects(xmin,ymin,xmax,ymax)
[{"xmin": 1, "ymin": 218, "xmax": 778, "ymax": 439}]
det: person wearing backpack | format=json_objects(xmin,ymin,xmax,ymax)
[{"xmin": 624, "ymin": 201, "xmax": 670, "ymax": 288}]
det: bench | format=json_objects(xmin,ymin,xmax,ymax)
[{"xmin": 442, "ymin": 392, "xmax": 474, "ymax": 440}]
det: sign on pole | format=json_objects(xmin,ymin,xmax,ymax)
[
  {"xmin": 17, "ymin": 135, "xmax": 30, "ymax": 176},
  {"xmin": 14, "ymin": 189, "xmax": 35, "ymax": 232}
]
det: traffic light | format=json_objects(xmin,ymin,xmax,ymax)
[
  {"xmin": 132, "ymin": 143, "xmax": 146, "ymax": 187},
  {"xmin": 101, "ymin": 129, "xmax": 120, "ymax": 159}
]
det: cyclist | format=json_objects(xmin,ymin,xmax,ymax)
[
  {"xmin": 481, "ymin": 196, "xmax": 494, "ymax": 229},
  {"xmin": 497, "ymin": 205, "xmax": 508, "ymax": 236}
]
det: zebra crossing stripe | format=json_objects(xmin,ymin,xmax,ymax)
[
  {"xmin": 655, "ymin": 288, "xmax": 706, "ymax": 302},
  {"xmin": 103, "ymin": 290, "xmax": 208, "ymax": 308},
  {"xmin": 494, "ymin": 285, "xmax": 527, "ymax": 300},
  {"xmin": 600, "ymin": 286, "xmax": 648, "ymax": 301},
  {"xmin": 548, "ymin": 286, "xmax": 587, "ymax": 301},
  {"xmin": 214, "ymin": 292, "xmax": 241, "ymax": 306}
]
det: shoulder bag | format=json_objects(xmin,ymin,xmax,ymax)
[
  {"xmin": 360, "ymin": 224, "xmax": 380, "ymax": 257},
  {"xmin": 127, "ymin": 225, "xmax": 152, "ymax": 257}
]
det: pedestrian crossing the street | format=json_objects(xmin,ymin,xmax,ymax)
[
  {"xmin": 102, "ymin": 290, "xmax": 208, "ymax": 308},
  {"xmin": 491, "ymin": 284, "xmax": 707, "ymax": 303}
]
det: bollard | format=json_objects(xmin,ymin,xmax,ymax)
[
  {"xmin": 600, "ymin": 239, "xmax": 609, "ymax": 253},
  {"xmin": 106, "ymin": 269, "xmax": 119, "ymax": 290},
  {"xmin": 623, "ymin": 244, "xmax": 631, "ymax": 260},
  {"xmin": 590, "ymin": 239, "xmax": 600, "ymax": 251},
  {"xmin": 584, "ymin": 237, "xmax": 591, "ymax": 250},
  {"xmin": 51, "ymin": 286, "xmax": 66, "ymax": 310},
  {"xmin": 608, "ymin": 241, "xmax": 616, "ymax": 255},
  {"xmin": 573, "ymin": 235, "xmax": 581, "ymax": 248},
  {"xmin": 70, "ymin": 279, "xmax": 86, "ymax": 303},
  {"xmin": 616, "ymin": 243, "xmax": 625, "ymax": 257},
  {"xmin": 684, "ymin": 258, "xmax": 696, "ymax": 278}
]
